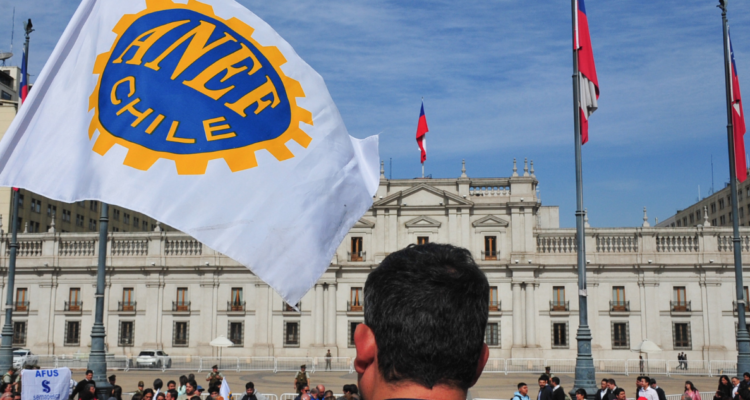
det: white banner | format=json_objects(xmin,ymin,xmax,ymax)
[
  {"xmin": 0, "ymin": 0, "xmax": 379, "ymax": 305},
  {"xmin": 21, "ymin": 368, "xmax": 72, "ymax": 400}
]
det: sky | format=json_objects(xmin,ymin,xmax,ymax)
[{"xmin": 0, "ymin": 0, "xmax": 749, "ymax": 228}]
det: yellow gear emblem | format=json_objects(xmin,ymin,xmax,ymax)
[{"xmin": 88, "ymin": 0, "xmax": 313, "ymax": 175}]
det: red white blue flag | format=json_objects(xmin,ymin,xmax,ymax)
[
  {"xmin": 574, "ymin": 0, "xmax": 599, "ymax": 144},
  {"xmin": 729, "ymin": 30, "xmax": 747, "ymax": 182},
  {"xmin": 416, "ymin": 101, "xmax": 428, "ymax": 163},
  {"xmin": 20, "ymin": 50, "xmax": 28, "ymax": 104}
]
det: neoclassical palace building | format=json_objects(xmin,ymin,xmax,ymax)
[{"xmin": 3, "ymin": 159, "xmax": 750, "ymax": 365}]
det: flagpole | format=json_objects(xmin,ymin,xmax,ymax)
[
  {"xmin": 570, "ymin": 0, "xmax": 596, "ymax": 397},
  {"xmin": 88, "ymin": 202, "xmax": 112, "ymax": 400},
  {"xmin": 719, "ymin": 0, "xmax": 750, "ymax": 377}
]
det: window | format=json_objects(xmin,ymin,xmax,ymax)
[
  {"xmin": 89, "ymin": 201, "xmax": 98, "ymax": 212},
  {"xmin": 350, "ymin": 287, "xmax": 363, "ymax": 311},
  {"xmin": 612, "ymin": 286, "xmax": 626, "ymax": 310},
  {"xmin": 673, "ymin": 322, "xmax": 691, "ymax": 349},
  {"xmin": 417, "ymin": 236, "xmax": 429, "ymax": 245},
  {"xmin": 677, "ymin": 220, "xmax": 682, "ymax": 227},
  {"xmin": 122, "ymin": 288, "xmax": 134, "ymax": 310},
  {"xmin": 76, "ymin": 201, "xmax": 85, "ymax": 207},
  {"xmin": 720, "ymin": 199, "xmax": 726, "ymax": 210},
  {"xmin": 173, "ymin": 321, "xmax": 189, "ymax": 346},
  {"xmin": 75, "ymin": 214, "xmax": 84, "ymax": 227},
  {"xmin": 62, "ymin": 210, "xmax": 71, "ymax": 223},
  {"xmin": 88, "ymin": 218, "xmax": 97, "ymax": 231},
  {"xmin": 17, "ymin": 194, "xmax": 23, "ymax": 209},
  {"xmin": 741, "ymin": 189, "xmax": 745, "ymax": 201},
  {"xmin": 15, "ymin": 217, "xmax": 20, "ymax": 231},
  {"xmin": 742, "ymin": 208, "xmax": 746, "ymax": 219},
  {"xmin": 27, "ymin": 221, "xmax": 39, "ymax": 233},
  {"xmin": 721, "ymin": 215, "xmax": 726, "ymax": 225},
  {"xmin": 349, "ymin": 321, "xmax": 362, "ymax": 347},
  {"xmin": 612, "ymin": 322, "xmax": 629, "ymax": 349},
  {"xmin": 47, "ymin": 204, "xmax": 56, "ymax": 217},
  {"xmin": 123, "ymin": 213, "xmax": 130, "ymax": 224},
  {"xmin": 68, "ymin": 288, "xmax": 81, "ymax": 311},
  {"xmin": 15, "ymin": 288, "xmax": 27, "ymax": 311},
  {"xmin": 113, "ymin": 209, "xmax": 120, "ymax": 221},
  {"xmin": 118, "ymin": 321, "xmax": 134, "ymax": 346},
  {"xmin": 689, "ymin": 214, "xmax": 694, "ymax": 224},
  {"xmin": 673, "ymin": 286, "xmax": 687, "ymax": 311},
  {"xmin": 713, "ymin": 218, "xmax": 718, "ymax": 226},
  {"xmin": 552, "ymin": 286, "xmax": 566, "ymax": 310},
  {"xmin": 682, "ymin": 217, "xmax": 687, "ymax": 226},
  {"xmin": 552, "ymin": 322, "xmax": 568, "ymax": 348},
  {"xmin": 12, "ymin": 321, "xmax": 26, "ymax": 346},
  {"xmin": 284, "ymin": 321, "xmax": 300, "ymax": 347},
  {"xmin": 228, "ymin": 322, "xmax": 243, "ymax": 346},
  {"xmin": 0, "ymin": 91, "xmax": 11, "ymax": 100},
  {"xmin": 711, "ymin": 203, "xmax": 717, "ymax": 213},
  {"xmin": 30, "ymin": 198, "xmax": 41, "ymax": 213},
  {"xmin": 350, "ymin": 237, "xmax": 363, "ymax": 261},
  {"xmin": 142, "ymin": 220, "xmax": 148, "ymax": 231},
  {"xmin": 489, "ymin": 287, "xmax": 499, "ymax": 311},
  {"xmin": 133, "ymin": 217, "xmax": 140, "ymax": 227},
  {"xmin": 230, "ymin": 288, "xmax": 243, "ymax": 310},
  {"xmin": 64, "ymin": 321, "xmax": 81, "ymax": 346},
  {"xmin": 284, "ymin": 302, "xmax": 300, "ymax": 312},
  {"xmin": 484, "ymin": 236, "xmax": 497, "ymax": 260},
  {"xmin": 696, "ymin": 210, "xmax": 701, "ymax": 220},
  {"xmin": 176, "ymin": 288, "xmax": 188, "ymax": 311},
  {"xmin": 485, "ymin": 322, "xmax": 500, "ymax": 346}
]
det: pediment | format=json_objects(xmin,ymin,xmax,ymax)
[
  {"xmin": 353, "ymin": 218, "xmax": 375, "ymax": 229},
  {"xmin": 405, "ymin": 215, "xmax": 442, "ymax": 228},
  {"xmin": 373, "ymin": 183, "xmax": 473, "ymax": 207},
  {"xmin": 472, "ymin": 215, "xmax": 509, "ymax": 228}
]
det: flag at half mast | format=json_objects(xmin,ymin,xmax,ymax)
[
  {"xmin": 20, "ymin": 50, "xmax": 28, "ymax": 104},
  {"xmin": 729, "ymin": 30, "xmax": 747, "ymax": 182},
  {"xmin": 575, "ymin": 0, "xmax": 599, "ymax": 144},
  {"xmin": 0, "ymin": 0, "xmax": 380, "ymax": 306}
]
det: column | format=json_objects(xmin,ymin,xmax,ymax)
[
  {"xmin": 314, "ymin": 284, "xmax": 324, "ymax": 345},
  {"xmin": 45, "ymin": 276, "xmax": 58, "ymax": 354},
  {"xmin": 461, "ymin": 208, "xmax": 471, "ymax": 250},
  {"xmin": 525, "ymin": 283, "xmax": 536, "ymax": 348},
  {"xmin": 448, "ymin": 209, "xmax": 458, "ymax": 246},
  {"xmin": 512, "ymin": 282, "xmax": 525, "ymax": 347},
  {"xmin": 156, "ymin": 275, "xmax": 164, "ymax": 349},
  {"xmin": 323, "ymin": 284, "xmax": 330, "ymax": 344},
  {"xmin": 326, "ymin": 283, "xmax": 337, "ymax": 346},
  {"xmin": 253, "ymin": 284, "xmax": 271, "ymax": 356}
]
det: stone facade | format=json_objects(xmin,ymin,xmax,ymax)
[{"xmin": 2, "ymin": 160, "xmax": 750, "ymax": 364}]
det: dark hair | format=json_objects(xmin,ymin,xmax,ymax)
[
  {"xmin": 650, "ymin": 379, "xmax": 657, "ymax": 385},
  {"xmin": 167, "ymin": 390, "xmax": 178, "ymax": 399},
  {"xmin": 613, "ymin": 388, "xmax": 625, "ymax": 397},
  {"xmin": 167, "ymin": 381, "xmax": 176, "ymax": 387},
  {"xmin": 638, "ymin": 376, "xmax": 650, "ymax": 383},
  {"xmin": 179, "ymin": 376, "xmax": 188, "ymax": 387},
  {"xmin": 720, "ymin": 376, "xmax": 731, "ymax": 385},
  {"xmin": 551, "ymin": 377, "xmax": 560, "ymax": 386},
  {"xmin": 363, "ymin": 243, "xmax": 489, "ymax": 391},
  {"xmin": 539, "ymin": 375, "xmax": 550, "ymax": 382},
  {"xmin": 246, "ymin": 382, "xmax": 255, "ymax": 390},
  {"xmin": 576, "ymin": 389, "xmax": 587, "ymax": 398},
  {"xmin": 190, "ymin": 397, "xmax": 202, "ymax": 400},
  {"xmin": 132, "ymin": 395, "xmax": 142, "ymax": 400},
  {"xmin": 143, "ymin": 389, "xmax": 154, "ymax": 396},
  {"xmin": 608, "ymin": 379, "xmax": 617, "ymax": 385},
  {"xmin": 188, "ymin": 374, "xmax": 195, "ymax": 381},
  {"xmin": 153, "ymin": 379, "xmax": 163, "ymax": 390},
  {"xmin": 85, "ymin": 370, "xmax": 93, "ymax": 375},
  {"xmin": 187, "ymin": 380, "xmax": 198, "ymax": 390},
  {"xmin": 685, "ymin": 381, "xmax": 698, "ymax": 392},
  {"xmin": 518, "ymin": 383, "xmax": 528, "ymax": 389},
  {"xmin": 343, "ymin": 384, "xmax": 359, "ymax": 394},
  {"xmin": 156, "ymin": 393, "xmax": 166, "ymax": 400},
  {"xmin": 602, "ymin": 379, "xmax": 609, "ymax": 383},
  {"xmin": 745, "ymin": 373, "xmax": 750, "ymax": 379},
  {"xmin": 79, "ymin": 389, "xmax": 95, "ymax": 400},
  {"xmin": 325, "ymin": 391, "xmax": 334, "ymax": 396}
]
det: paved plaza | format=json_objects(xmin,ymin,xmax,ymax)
[{"xmin": 85, "ymin": 369, "xmax": 723, "ymax": 399}]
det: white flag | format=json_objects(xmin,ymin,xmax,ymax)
[
  {"xmin": 21, "ymin": 368, "xmax": 72, "ymax": 400},
  {"xmin": 220, "ymin": 376, "xmax": 230, "ymax": 400},
  {"xmin": 0, "ymin": 0, "xmax": 379, "ymax": 305}
]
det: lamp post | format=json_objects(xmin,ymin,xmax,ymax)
[
  {"xmin": 88, "ymin": 203, "xmax": 112, "ymax": 399},
  {"xmin": 0, "ymin": 189, "xmax": 20, "ymax": 372}
]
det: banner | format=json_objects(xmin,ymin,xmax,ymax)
[{"xmin": 21, "ymin": 368, "xmax": 72, "ymax": 400}]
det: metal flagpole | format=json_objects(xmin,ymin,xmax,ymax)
[
  {"xmin": 570, "ymin": 0, "xmax": 596, "ymax": 397},
  {"xmin": 719, "ymin": 0, "xmax": 750, "ymax": 377},
  {"xmin": 89, "ymin": 203, "xmax": 112, "ymax": 399},
  {"xmin": 0, "ymin": 189, "xmax": 20, "ymax": 371}
]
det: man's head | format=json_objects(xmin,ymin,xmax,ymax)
[
  {"xmin": 551, "ymin": 377, "xmax": 560, "ymax": 387},
  {"xmin": 301, "ymin": 386, "xmax": 310, "ymax": 395},
  {"xmin": 166, "ymin": 390, "xmax": 178, "ymax": 400},
  {"xmin": 167, "ymin": 381, "xmax": 176, "ymax": 390},
  {"xmin": 138, "ymin": 381, "xmax": 145, "ymax": 390},
  {"xmin": 637, "ymin": 376, "xmax": 650, "ymax": 388},
  {"xmin": 154, "ymin": 379, "xmax": 163, "ymax": 390},
  {"xmin": 109, "ymin": 375, "xmax": 116, "ymax": 385},
  {"xmin": 600, "ymin": 379, "xmax": 608, "ymax": 390},
  {"xmin": 156, "ymin": 393, "xmax": 166, "ymax": 400},
  {"xmin": 317, "ymin": 384, "xmax": 326, "ymax": 395},
  {"xmin": 545, "ymin": 367, "xmax": 551, "ymax": 373},
  {"xmin": 733, "ymin": 377, "xmax": 741, "ymax": 386},
  {"xmin": 518, "ymin": 383, "xmax": 528, "ymax": 396},
  {"xmin": 650, "ymin": 379, "xmax": 657, "ymax": 389},
  {"xmin": 355, "ymin": 244, "xmax": 490, "ymax": 396},
  {"xmin": 143, "ymin": 389, "xmax": 154, "ymax": 400},
  {"xmin": 310, "ymin": 388, "xmax": 319, "ymax": 396},
  {"xmin": 85, "ymin": 370, "xmax": 93, "ymax": 380},
  {"xmin": 744, "ymin": 372, "xmax": 750, "ymax": 382},
  {"xmin": 301, "ymin": 365, "xmax": 307, "ymax": 372},
  {"xmin": 613, "ymin": 388, "xmax": 626, "ymax": 400},
  {"xmin": 185, "ymin": 380, "xmax": 198, "ymax": 395},
  {"xmin": 210, "ymin": 388, "xmax": 220, "ymax": 398},
  {"xmin": 539, "ymin": 375, "xmax": 549, "ymax": 388},
  {"xmin": 212, "ymin": 365, "xmax": 218, "ymax": 373},
  {"xmin": 245, "ymin": 382, "xmax": 255, "ymax": 395},
  {"xmin": 607, "ymin": 379, "xmax": 617, "ymax": 390}
]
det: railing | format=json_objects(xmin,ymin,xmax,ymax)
[
  {"xmin": 165, "ymin": 238, "xmax": 202, "ymax": 256},
  {"xmin": 549, "ymin": 301, "xmax": 569, "ymax": 312},
  {"xmin": 671, "ymin": 301, "xmax": 691, "ymax": 312},
  {"xmin": 172, "ymin": 301, "xmax": 191, "ymax": 312},
  {"xmin": 610, "ymin": 300, "xmax": 630, "ymax": 312},
  {"xmin": 347, "ymin": 251, "xmax": 366, "ymax": 262},
  {"xmin": 537, "ymin": 234, "xmax": 577, "ymax": 253},
  {"xmin": 489, "ymin": 300, "xmax": 500, "ymax": 312},
  {"xmin": 228, "ymin": 301, "xmax": 245, "ymax": 312},
  {"xmin": 718, "ymin": 235, "xmax": 750, "ymax": 252},
  {"xmin": 469, "ymin": 186, "xmax": 510, "ymax": 196},
  {"xmin": 112, "ymin": 238, "xmax": 148, "ymax": 256},
  {"xmin": 64, "ymin": 301, "xmax": 82, "ymax": 312},
  {"xmin": 657, "ymin": 235, "xmax": 698, "ymax": 252},
  {"xmin": 118, "ymin": 301, "xmax": 136, "ymax": 312},
  {"xmin": 312, "ymin": 357, "xmax": 352, "ymax": 372},
  {"xmin": 733, "ymin": 301, "xmax": 750, "ymax": 312},
  {"xmin": 275, "ymin": 357, "xmax": 314, "ymax": 372},
  {"xmin": 8, "ymin": 239, "xmax": 42, "ymax": 257},
  {"xmin": 597, "ymin": 235, "xmax": 638, "ymax": 253},
  {"xmin": 346, "ymin": 301, "xmax": 363, "ymax": 312},
  {"xmin": 13, "ymin": 301, "xmax": 29, "ymax": 312},
  {"xmin": 482, "ymin": 250, "xmax": 498, "ymax": 260},
  {"xmin": 59, "ymin": 240, "xmax": 95, "ymax": 256}
]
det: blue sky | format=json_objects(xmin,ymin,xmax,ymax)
[{"xmin": 1, "ymin": 0, "xmax": 749, "ymax": 228}]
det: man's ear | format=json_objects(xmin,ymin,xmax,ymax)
[
  {"xmin": 470, "ymin": 343, "xmax": 489, "ymax": 387},
  {"xmin": 354, "ymin": 323, "xmax": 377, "ymax": 374}
]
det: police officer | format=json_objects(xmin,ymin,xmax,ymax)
[
  {"xmin": 294, "ymin": 365, "xmax": 310, "ymax": 394},
  {"xmin": 206, "ymin": 365, "xmax": 224, "ymax": 391}
]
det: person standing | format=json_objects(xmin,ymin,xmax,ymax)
[
  {"xmin": 545, "ymin": 367, "xmax": 556, "ymax": 381},
  {"xmin": 325, "ymin": 350, "xmax": 332, "ymax": 371},
  {"xmin": 715, "ymin": 376, "xmax": 733, "ymax": 400},
  {"xmin": 108, "ymin": 375, "xmax": 122, "ymax": 400},
  {"xmin": 135, "ymin": 381, "xmax": 145, "ymax": 397},
  {"xmin": 514, "ymin": 383, "xmax": 531, "ymax": 400},
  {"xmin": 613, "ymin": 388, "xmax": 626, "ymax": 400},
  {"xmin": 538, "ymin": 375, "xmax": 553, "ymax": 400},
  {"xmin": 176, "ymin": 380, "xmax": 198, "ymax": 400},
  {"xmin": 294, "ymin": 365, "xmax": 310, "ymax": 394},
  {"xmin": 550, "ymin": 377, "xmax": 565, "ymax": 400},
  {"xmin": 684, "ymin": 381, "xmax": 700, "ymax": 400},
  {"xmin": 575, "ymin": 390, "xmax": 588, "ymax": 400},
  {"xmin": 650, "ymin": 379, "xmax": 666, "ymax": 400},
  {"xmin": 240, "ymin": 382, "xmax": 266, "ymax": 400},
  {"xmin": 638, "ymin": 376, "xmax": 658, "ymax": 400},
  {"xmin": 607, "ymin": 379, "xmax": 618, "ymax": 400},
  {"xmin": 732, "ymin": 377, "xmax": 741, "ymax": 400},
  {"xmin": 639, "ymin": 356, "xmax": 645, "ymax": 373},
  {"xmin": 206, "ymin": 366, "xmax": 224, "ymax": 391},
  {"xmin": 595, "ymin": 379, "xmax": 610, "ymax": 400},
  {"xmin": 72, "ymin": 370, "xmax": 96, "ymax": 400}
]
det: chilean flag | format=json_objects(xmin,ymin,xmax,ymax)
[
  {"xmin": 416, "ymin": 101, "xmax": 428, "ymax": 163},
  {"xmin": 20, "ymin": 50, "xmax": 28, "ymax": 104},
  {"xmin": 729, "ymin": 31, "xmax": 747, "ymax": 182},
  {"xmin": 575, "ymin": 0, "xmax": 599, "ymax": 144}
]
